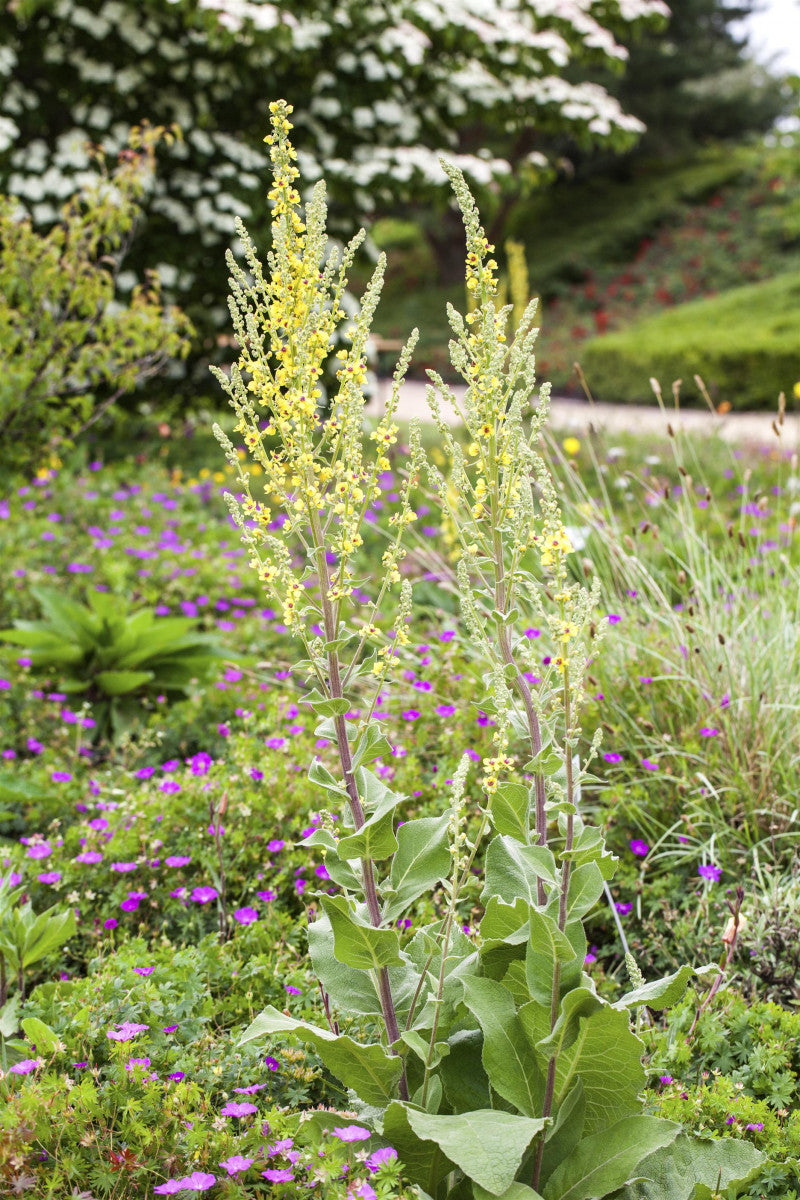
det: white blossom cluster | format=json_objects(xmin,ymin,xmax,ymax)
[{"xmin": 0, "ymin": 0, "xmax": 666, "ymax": 335}]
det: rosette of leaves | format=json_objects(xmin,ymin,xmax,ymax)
[{"xmin": 0, "ymin": 587, "xmax": 229, "ymax": 742}]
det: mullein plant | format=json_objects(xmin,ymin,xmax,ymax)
[{"xmin": 217, "ymin": 103, "xmax": 762, "ymax": 1200}]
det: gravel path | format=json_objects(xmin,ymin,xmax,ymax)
[{"xmin": 368, "ymin": 378, "xmax": 799, "ymax": 449}]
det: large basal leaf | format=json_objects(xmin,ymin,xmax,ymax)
[
  {"xmin": 382, "ymin": 1101, "xmax": 457, "ymax": 1196},
  {"xmin": 239, "ymin": 1006, "xmax": 402, "ymax": 1105},
  {"xmin": 611, "ymin": 1132, "xmax": 765, "ymax": 1200},
  {"xmin": 614, "ymin": 965, "xmax": 694, "ymax": 1012},
  {"xmin": 319, "ymin": 895, "xmax": 403, "ymax": 971},
  {"xmin": 384, "ymin": 815, "xmax": 451, "ymax": 923},
  {"xmin": 542, "ymin": 1115, "xmax": 680, "ymax": 1200},
  {"xmin": 438, "ymin": 1029, "xmax": 492, "ymax": 1114},
  {"xmin": 483, "ymin": 836, "xmax": 558, "ymax": 906},
  {"xmin": 473, "ymin": 1185, "xmax": 544, "ymax": 1200},
  {"xmin": 461, "ymin": 977, "xmax": 544, "ymax": 1118},
  {"xmin": 403, "ymin": 1106, "xmax": 547, "ymax": 1197},
  {"xmin": 537, "ymin": 1079, "xmax": 586, "ymax": 1190}
]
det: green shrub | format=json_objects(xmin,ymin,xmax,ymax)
[
  {"xmin": 579, "ymin": 271, "xmax": 800, "ymax": 409},
  {"xmin": 643, "ymin": 992, "xmax": 800, "ymax": 1196},
  {"xmin": 0, "ymin": 127, "xmax": 193, "ymax": 476}
]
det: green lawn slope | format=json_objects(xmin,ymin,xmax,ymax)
[{"xmin": 579, "ymin": 271, "xmax": 800, "ymax": 409}]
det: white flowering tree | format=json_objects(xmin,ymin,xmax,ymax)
[{"xmin": 1, "ymin": 0, "xmax": 666, "ymax": 369}]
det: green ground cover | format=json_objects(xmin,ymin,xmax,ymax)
[{"xmin": 1, "ymin": 407, "xmax": 799, "ymax": 1196}]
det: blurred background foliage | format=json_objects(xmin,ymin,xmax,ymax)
[{"xmin": 0, "ymin": 0, "xmax": 797, "ymax": 441}]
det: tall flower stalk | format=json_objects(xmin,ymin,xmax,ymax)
[
  {"xmin": 212, "ymin": 101, "xmax": 422, "ymax": 1096},
  {"xmin": 226, "ymin": 103, "xmax": 709, "ymax": 1200}
]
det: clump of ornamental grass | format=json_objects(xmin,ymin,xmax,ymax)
[{"xmin": 545, "ymin": 389, "xmax": 800, "ymax": 865}]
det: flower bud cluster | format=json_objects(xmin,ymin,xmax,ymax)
[{"xmin": 213, "ymin": 101, "xmax": 419, "ymax": 673}]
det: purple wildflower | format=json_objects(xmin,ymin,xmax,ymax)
[{"xmin": 332, "ymin": 1126, "xmax": 371, "ymax": 1142}]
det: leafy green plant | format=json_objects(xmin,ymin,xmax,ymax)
[
  {"xmin": 0, "ymin": 887, "xmax": 74, "ymax": 1003},
  {"xmin": 210, "ymin": 101, "xmax": 761, "ymax": 1200},
  {"xmin": 0, "ymin": 123, "xmax": 193, "ymax": 476},
  {"xmin": 0, "ymin": 586, "xmax": 230, "ymax": 741}
]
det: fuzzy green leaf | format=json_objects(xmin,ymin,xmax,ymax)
[
  {"xmin": 382, "ymin": 1101, "xmax": 457, "ymax": 1196},
  {"xmin": 536, "ymin": 988, "xmax": 603, "ymax": 1062},
  {"xmin": 319, "ymin": 895, "xmax": 403, "ymax": 971},
  {"xmin": 538, "ymin": 1079, "xmax": 586, "ymax": 1189},
  {"xmin": 309, "ymin": 697, "xmax": 351, "ymax": 717},
  {"xmin": 298, "ymin": 828, "xmax": 362, "ymax": 890},
  {"xmin": 352, "ymin": 724, "xmax": 394, "ymax": 768},
  {"xmin": 612, "ymin": 1132, "xmax": 765, "ymax": 1200},
  {"xmin": 404, "ymin": 1107, "xmax": 547, "ymax": 1197},
  {"xmin": 542, "ymin": 1116, "xmax": 680, "ymax": 1200},
  {"xmin": 483, "ymin": 836, "xmax": 558, "ymax": 906},
  {"xmin": 563, "ymin": 861, "xmax": 605, "ymax": 920},
  {"xmin": 461, "ymin": 977, "xmax": 545, "ymax": 1117},
  {"xmin": 489, "ymin": 781, "xmax": 530, "ymax": 842},
  {"xmin": 439, "ymin": 1029, "xmax": 492, "ymax": 1113},
  {"xmin": 545, "ymin": 1005, "xmax": 646, "ymax": 1137},
  {"xmin": 473, "ymin": 1186, "xmax": 544, "ymax": 1200},
  {"xmin": 384, "ymin": 814, "xmax": 451, "ymax": 923},
  {"xmin": 614, "ymin": 965, "xmax": 694, "ymax": 1012},
  {"xmin": 308, "ymin": 757, "xmax": 349, "ymax": 798},
  {"xmin": 308, "ymin": 915, "xmax": 418, "ymax": 1020},
  {"xmin": 560, "ymin": 826, "xmax": 617, "ymax": 880},
  {"xmin": 239, "ymin": 1006, "xmax": 402, "ymax": 1105},
  {"xmin": 480, "ymin": 896, "xmax": 530, "ymax": 946},
  {"xmin": 337, "ymin": 787, "xmax": 401, "ymax": 860}
]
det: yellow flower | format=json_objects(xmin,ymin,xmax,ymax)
[
  {"xmin": 793, "ymin": 381, "xmax": 800, "ymax": 402},
  {"xmin": 562, "ymin": 436, "xmax": 581, "ymax": 456}
]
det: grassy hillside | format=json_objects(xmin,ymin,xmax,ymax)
[{"xmin": 580, "ymin": 271, "xmax": 800, "ymax": 408}]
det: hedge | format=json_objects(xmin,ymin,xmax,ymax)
[{"xmin": 579, "ymin": 271, "xmax": 800, "ymax": 410}]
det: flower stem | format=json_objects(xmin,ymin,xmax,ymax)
[{"xmin": 309, "ymin": 505, "xmax": 408, "ymax": 1099}]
